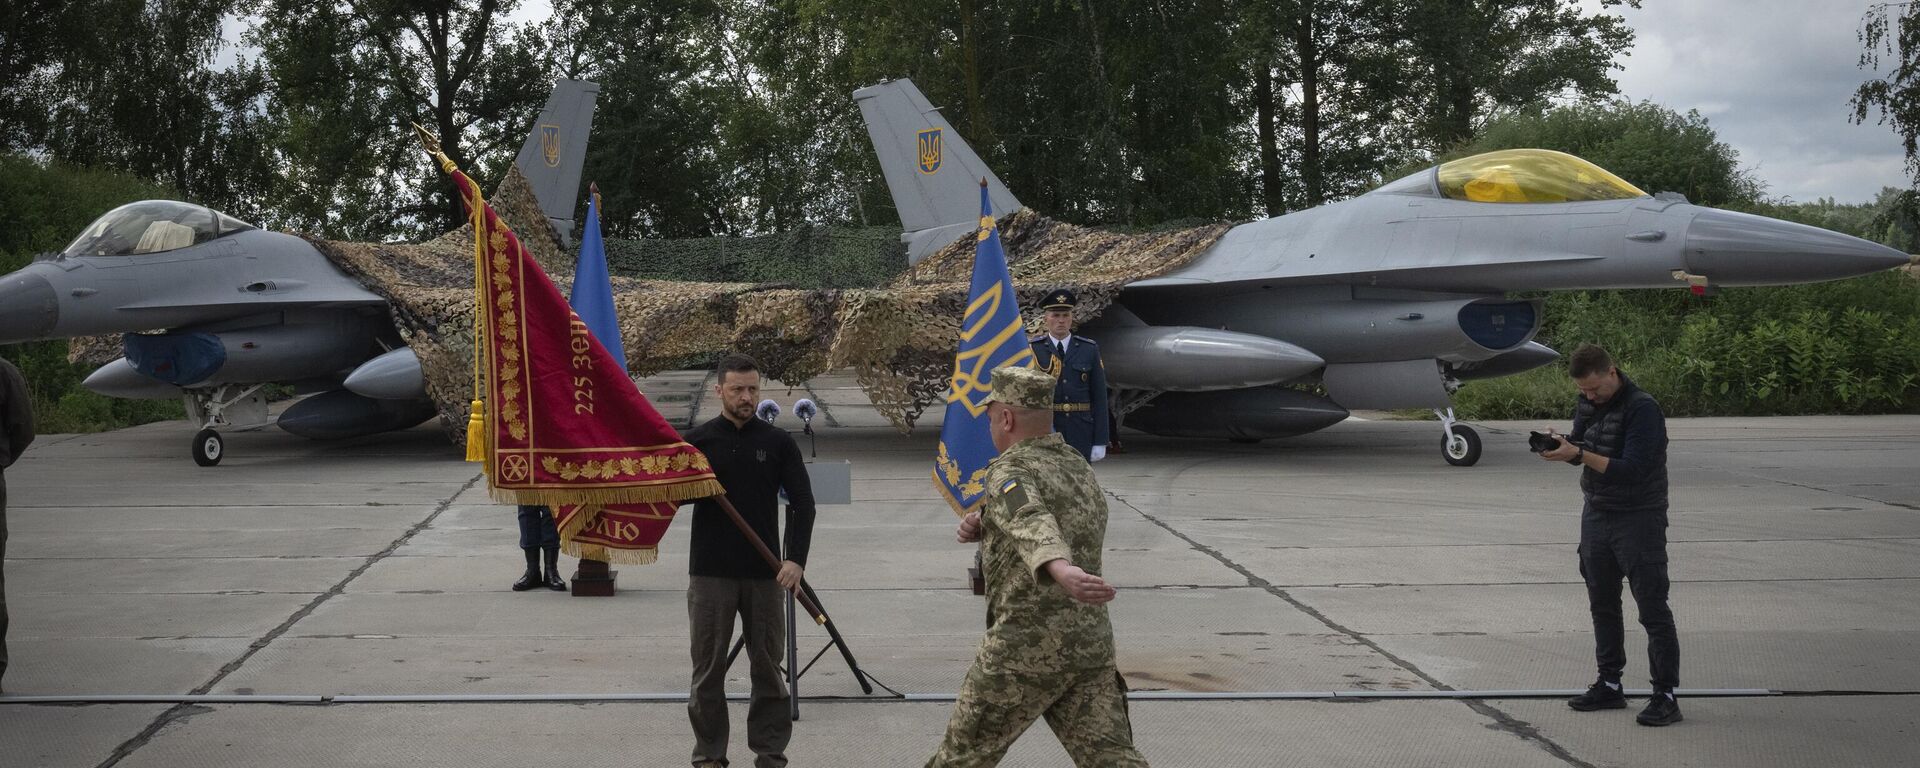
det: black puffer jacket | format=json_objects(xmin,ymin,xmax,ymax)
[{"xmin": 1570, "ymin": 372, "xmax": 1668, "ymax": 511}]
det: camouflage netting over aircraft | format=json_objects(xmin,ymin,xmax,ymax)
[{"xmin": 262, "ymin": 169, "xmax": 1229, "ymax": 440}]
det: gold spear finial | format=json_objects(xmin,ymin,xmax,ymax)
[{"xmin": 411, "ymin": 122, "xmax": 457, "ymax": 175}]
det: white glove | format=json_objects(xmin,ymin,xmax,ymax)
[{"xmin": 1090, "ymin": 445, "xmax": 1107, "ymax": 463}]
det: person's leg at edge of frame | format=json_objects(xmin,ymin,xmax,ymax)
[
  {"xmin": 1, "ymin": 476, "xmax": 9, "ymax": 691},
  {"xmin": 742, "ymin": 577, "xmax": 791, "ymax": 768},
  {"xmin": 689, "ymin": 575, "xmax": 743, "ymax": 766},
  {"xmin": 1044, "ymin": 667, "xmax": 1149, "ymax": 768},
  {"xmin": 924, "ymin": 660, "xmax": 1055, "ymax": 768}
]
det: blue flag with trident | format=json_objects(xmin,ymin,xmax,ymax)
[{"xmin": 934, "ymin": 181, "xmax": 1036, "ymax": 514}]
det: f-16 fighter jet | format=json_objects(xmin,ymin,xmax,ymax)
[
  {"xmin": 856, "ymin": 78, "xmax": 1915, "ymax": 465},
  {"xmin": 0, "ymin": 80, "xmax": 599, "ymax": 465}
]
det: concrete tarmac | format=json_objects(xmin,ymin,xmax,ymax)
[{"xmin": 3, "ymin": 372, "xmax": 1917, "ymax": 767}]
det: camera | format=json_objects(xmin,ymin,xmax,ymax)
[{"xmin": 1528, "ymin": 431, "xmax": 1566, "ymax": 453}]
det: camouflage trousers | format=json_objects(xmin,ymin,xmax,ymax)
[{"xmin": 925, "ymin": 662, "xmax": 1148, "ymax": 767}]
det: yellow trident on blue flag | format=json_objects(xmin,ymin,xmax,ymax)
[{"xmin": 934, "ymin": 181, "xmax": 1034, "ymax": 514}]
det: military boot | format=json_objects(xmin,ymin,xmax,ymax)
[
  {"xmin": 542, "ymin": 546, "xmax": 567, "ymax": 591},
  {"xmin": 511, "ymin": 547, "xmax": 541, "ymax": 591}
]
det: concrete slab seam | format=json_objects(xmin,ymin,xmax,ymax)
[
  {"xmin": 89, "ymin": 472, "xmax": 485, "ymax": 768},
  {"xmin": 1108, "ymin": 488, "xmax": 1601, "ymax": 768}
]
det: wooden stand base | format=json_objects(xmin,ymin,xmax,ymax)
[{"xmin": 571, "ymin": 558, "xmax": 617, "ymax": 596}]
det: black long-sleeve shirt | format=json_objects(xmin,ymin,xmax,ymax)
[
  {"xmin": 0, "ymin": 356, "xmax": 34, "ymax": 471},
  {"xmin": 682, "ymin": 415, "xmax": 815, "ymax": 579}
]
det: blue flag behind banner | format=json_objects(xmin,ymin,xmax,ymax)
[
  {"xmin": 569, "ymin": 189, "xmax": 626, "ymax": 371},
  {"xmin": 934, "ymin": 183, "xmax": 1036, "ymax": 514}
]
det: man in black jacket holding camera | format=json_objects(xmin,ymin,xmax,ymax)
[{"xmin": 1538, "ymin": 343, "xmax": 1682, "ymax": 727}]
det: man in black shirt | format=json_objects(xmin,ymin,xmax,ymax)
[
  {"xmin": 682, "ymin": 354, "xmax": 815, "ymax": 768},
  {"xmin": 1, "ymin": 354, "xmax": 36, "ymax": 692}
]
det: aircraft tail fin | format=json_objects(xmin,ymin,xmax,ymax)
[
  {"xmin": 853, "ymin": 79, "xmax": 1021, "ymax": 263},
  {"xmin": 513, "ymin": 79, "xmax": 601, "ymax": 247}
]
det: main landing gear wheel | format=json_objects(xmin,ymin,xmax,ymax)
[
  {"xmin": 192, "ymin": 428, "xmax": 224, "ymax": 467},
  {"xmin": 1442, "ymin": 424, "xmax": 1481, "ymax": 467}
]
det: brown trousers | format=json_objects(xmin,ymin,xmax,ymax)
[{"xmin": 688, "ymin": 574, "xmax": 789, "ymax": 767}]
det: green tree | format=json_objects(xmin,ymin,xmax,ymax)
[
  {"xmin": 5, "ymin": 0, "xmax": 276, "ymax": 219},
  {"xmin": 1853, "ymin": 1, "xmax": 1920, "ymax": 185},
  {"xmin": 0, "ymin": 0, "xmax": 70, "ymax": 148},
  {"xmin": 247, "ymin": 0, "xmax": 553, "ymax": 238},
  {"xmin": 1393, "ymin": 0, "xmax": 1639, "ymax": 152}
]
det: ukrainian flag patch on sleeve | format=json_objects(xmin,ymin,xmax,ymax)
[{"xmin": 997, "ymin": 478, "xmax": 1031, "ymax": 510}]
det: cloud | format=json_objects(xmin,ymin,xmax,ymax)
[{"xmin": 1586, "ymin": 0, "xmax": 1912, "ymax": 202}]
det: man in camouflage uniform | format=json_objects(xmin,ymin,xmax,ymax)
[{"xmin": 925, "ymin": 366, "xmax": 1148, "ymax": 768}]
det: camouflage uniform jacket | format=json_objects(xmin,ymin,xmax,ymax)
[{"xmin": 976, "ymin": 432, "xmax": 1115, "ymax": 672}]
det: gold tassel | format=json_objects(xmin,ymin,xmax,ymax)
[{"xmin": 464, "ymin": 399, "xmax": 486, "ymax": 462}]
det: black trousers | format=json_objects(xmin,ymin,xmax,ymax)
[
  {"xmin": 515, "ymin": 505, "xmax": 559, "ymax": 549},
  {"xmin": 1579, "ymin": 537, "xmax": 1680, "ymax": 691},
  {"xmin": 1, "ymin": 475, "xmax": 9, "ymax": 687}
]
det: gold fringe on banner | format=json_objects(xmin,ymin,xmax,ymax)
[
  {"xmin": 553, "ymin": 503, "xmax": 671, "ymax": 565},
  {"xmin": 486, "ymin": 478, "xmax": 725, "ymax": 509},
  {"xmin": 565, "ymin": 543, "xmax": 660, "ymax": 566}
]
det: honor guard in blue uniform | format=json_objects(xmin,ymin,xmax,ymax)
[{"xmin": 1029, "ymin": 289, "xmax": 1110, "ymax": 462}]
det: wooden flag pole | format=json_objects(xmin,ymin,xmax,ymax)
[{"xmin": 713, "ymin": 494, "xmax": 827, "ymax": 625}]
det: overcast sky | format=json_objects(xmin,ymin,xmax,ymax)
[
  {"xmin": 1584, "ymin": 0, "xmax": 1912, "ymax": 203},
  {"xmin": 227, "ymin": 0, "xmax": 1913, "ymax": 205}
]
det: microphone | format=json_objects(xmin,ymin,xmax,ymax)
[
  {"xmin": 793, "ymin": 397, "xmax": 819, "ymax": 457},
  {"xmin": 755, "ymin": 399, "xmax": 781, "ymax": 424}
]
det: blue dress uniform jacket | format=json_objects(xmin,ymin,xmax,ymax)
[{"xmin": 1029, "ymin": 336, "xmax": 1109, "ymax": 459}]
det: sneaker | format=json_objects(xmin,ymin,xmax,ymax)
[
  {"xmin": 1637, "ymin": 692, "xmax": 1683, "ymax": 726},
  {"xmin": 1567, "ymin": 679, "xmax": 1628, "ymax": 711}
]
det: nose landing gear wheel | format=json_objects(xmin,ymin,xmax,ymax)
[
  {"xmin": 1442, "ymin": 424, "xmax": 1481, "ymax": 466},
  {"xmin": 192, "ymin": 428, "xmax": 224, "ymax": 466}
]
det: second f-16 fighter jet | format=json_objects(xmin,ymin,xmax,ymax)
[
  {"xmin": 856, "ymin": 79, "xmax": 1915, "ymax": 465},
  {"xmin": 0, "ymin": 80, "xmax": 599, "ymax": 465}
]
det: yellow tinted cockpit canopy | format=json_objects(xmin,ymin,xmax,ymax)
[{"xmin": 1437, "ymin": 149, "xmax": 1646, "ymax": 204}]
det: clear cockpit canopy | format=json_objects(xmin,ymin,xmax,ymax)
[
  {"xmin": 1435, "ymin": 149, "xmax": 1647, "ymax": 204},
  {"xmin": 61, "ymin": 200, "xmax": 255, "ymax": 258}
]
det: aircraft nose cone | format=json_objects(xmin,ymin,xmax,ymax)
[
  {"xmin": 0, "ymin": 270, "xmax": 58, "ymax": 344},
  {"xmin": 1683, "ymin": 207, "xmax": 1912, "ymax": 286}
]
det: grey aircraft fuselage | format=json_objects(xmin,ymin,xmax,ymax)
[
  {"xmin": 854, "ymin": 78, "xmax": 1915, "ymax": 452},
  {"xmin": 0, "ymin": 79, "xmax": 600, "ymax": 460}
]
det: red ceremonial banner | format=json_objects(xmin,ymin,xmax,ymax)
[{"xmin": 423, "ymin": 130, "xmax": 720, "ymax": 563}]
